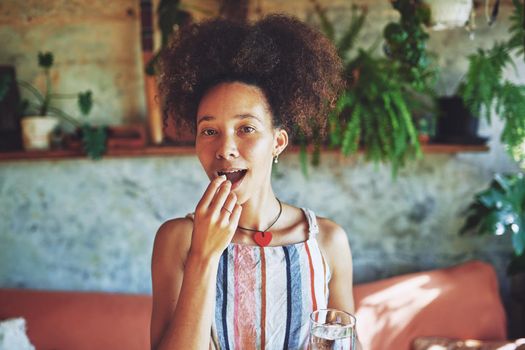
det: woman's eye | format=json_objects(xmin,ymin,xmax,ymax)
[
  {"xmin": 240, "ymin": 126, "xmax": 255, "ymax": 133},
  {"xmin": 200, "ymin": 129, "xmax": 217, "ymax": 136}
]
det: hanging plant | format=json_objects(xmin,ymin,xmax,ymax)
[
  {"xmin": 330, "ymin": 51, "xmax": 421, "ymax": 175},
  {"xmin": 458, "ymin": 0, "xmax": 525, "ymax": 165},
  {"xmin": 310, "ymin": 1, "xmax": 425, "ymax": 177},
  {"xmin": 508, "ymin": 0, "xmax": 525, "ymax": 61},
  {"xmin": 383, "ymin": 0, "xmax": 435, "ymax": 91}
]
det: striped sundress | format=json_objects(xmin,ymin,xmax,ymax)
[{"xmin": 210, "ymin": 208, "xmax": 331, "ymax": 350}]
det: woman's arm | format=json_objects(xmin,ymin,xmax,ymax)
[
  {"xmin": 150, "ymin": 176, "xmax": 241, "ymax": 350},
  {"xmin": 317, "ymin": 218, "xmax": 362, "ymax": 350}
]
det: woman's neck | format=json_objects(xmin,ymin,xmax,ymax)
[{"xmin": 237, "ymin": 189, "xmax": 281, "ymax": 231}]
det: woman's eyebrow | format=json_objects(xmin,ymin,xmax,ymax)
[{"xmin": 197, "ymin": 114, "xmax": 262, "ymax": 125}]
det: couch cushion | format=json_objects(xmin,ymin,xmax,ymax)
[
  {"xmin": 353, "ymin": 260, "xmax": 507, "ymax": 350},
  {"xmin": 0, "ymin": 289, "xmax": 151, "ymax": 350}
]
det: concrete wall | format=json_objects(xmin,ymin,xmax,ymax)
[{"xmin": 0, "ymin": 0, "xmax": 522, "ymax": 310}]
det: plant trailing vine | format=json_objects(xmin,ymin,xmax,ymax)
[{"xmin": 383, "ymin": 0, "xmax": 434, "ymax": 91}]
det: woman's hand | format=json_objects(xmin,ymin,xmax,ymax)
[{"xmin": 190, "ymin": 175, "xmax": 242, "ymax": 261}]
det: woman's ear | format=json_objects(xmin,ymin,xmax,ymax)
[{"xmin": 273, "ymin": 128, "xmax": 288, "ymax": 157}]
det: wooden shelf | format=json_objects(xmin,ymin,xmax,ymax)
[
  {"xmin": 0, "ymin": 143, "xmax": 489, "ymax": 162},
  {"xmin": 0, "ymin": 145, "xmax": 195, "ymax": 161},
  {"xmin": 420, "ymin": 144, "xmax": 489, "ymax": 153}
]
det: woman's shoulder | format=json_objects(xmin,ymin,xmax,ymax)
[
  {"xmin": 315, "ymin": 216, "xmax": 347, "ymax": 240},
  {"xmin": 313, "ymin": 215, "xmax": 351, "ymax": 254},
  {"xmin": 156, "ymin": 216, "xmax": 194, "ymax": 238},
  {"xmin": 152, "ymin": 216, "xmax": 194, "ymax": 264}
]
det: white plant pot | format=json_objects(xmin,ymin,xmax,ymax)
[
  {"xmin": 424, "ymin": 0, "xmax": 473, "ymax": 30},
  {"xmin": 21, "ymin": 116, "xmax": 60, "ymax": 150}
]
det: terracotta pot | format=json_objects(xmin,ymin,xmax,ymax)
[{"xmin": 20, "ymin": 116, "xmax": 60, "ymax": 150}]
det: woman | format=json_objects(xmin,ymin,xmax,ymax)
[{"xmin": 150, "ymin": 14, "xmax": 356, "ymax": 350}]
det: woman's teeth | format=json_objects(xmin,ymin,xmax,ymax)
[{"xmin": 218, "ymin": 169, "xmax": 247, "ymax": 184}]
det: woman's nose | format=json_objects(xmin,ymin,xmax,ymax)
[{"xmin": 215, "ymin": 134, "xmax": 239, "ymax": 160}]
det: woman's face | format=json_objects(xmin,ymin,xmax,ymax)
[{"xmin": 195, "ymin": 81, "xmax": 287, "ymax": 203}]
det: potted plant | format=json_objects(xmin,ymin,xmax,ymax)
[
  {"xmin": 311, "ymin": 0, "xmax": 436, "ymax": 176},
  {"xmin": 461, "ymin": 173, "xmax": 525, "ymax": 275},
  {"xmin": 12, "ymin": 52, "xmax": 107, "ymax": 159},
  {"xmin": 460, "ymin": 173, "xmax": 525, "ymax": 337}
]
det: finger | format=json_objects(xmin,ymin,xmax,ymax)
[
  {"xmin": 209, "ymin": 180, "xmax": 232, "ymax": 213},
  {"xmin": 222, "ymin": 192, "xmax": 237, "ymax": 214},
  {"xmin": 219, "ymin": 192, "xmax": 237, "ymax": 223},
  {"xmin": 228, "ymin": 203, "xmax": 242, "ymax": 230},
  {"xmin": 326, "ymin": 310, "xmax": 337, "ymax": 324},
  {"xmin": 197, "ymin": 175, "xmax": 226, "ymax": 210}
]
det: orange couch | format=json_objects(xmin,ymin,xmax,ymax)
[
  {"xmin": 0, "ymin": 289, "xmax": 151, "ymax": 350},
  {"xmin": 0, "ymin": 260, "xmax": 506, "ymax": 350},
  {"xmin": 354, "ymin": 260, "xmax": 507, "ymax": 350}
]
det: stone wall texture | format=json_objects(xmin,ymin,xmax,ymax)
[{"xmin": 0, "ymin": 0, "xmax": 523, "ymax": 315}]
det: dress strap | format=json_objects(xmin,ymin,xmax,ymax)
[{"xmin": 301, "ymin": 208, "xmax": 319, "ymax": 239}]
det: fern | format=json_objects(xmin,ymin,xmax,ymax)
[
  {"xmin": 460, "ymin": 43, "xmax": 511, "ymax": 123},
  {"xmin": 497, "ymin": 82, "xmax": 525, "ymax": 163},
  {"xmin": 343, "ymin": 51, "xmax": 421, "ymax": 176},
  {"xmin": 341, "ymin": 103, "xmax": 361, "ymax": 155},
  {"xmin": 309, "ymin": 0, "xmax": 422, "ymax": 177},
  {"xmin": 336, "ymin": 5, "xmax": 367, "ymax": 60},
  {"xmin": 310, "ymin": 0, "xmax": 335, "ymax": 42},
  {"xmin": 508, "ymin": 0, "xmax": 525, "ymax": 60}
]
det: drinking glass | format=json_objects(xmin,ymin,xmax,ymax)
[{"xmin": 309, "ymin": 309, "xmax": 356, "ymax": 350}]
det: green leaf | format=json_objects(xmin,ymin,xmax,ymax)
[
  {"xmin": 497, "ymin": 83, "xmax": 525, "ymax": 162},
  {"xmin": 81, "ymin": 125, "xmax": 107, "ymax": 160},
  {"xmin": 328, "ymin": 110, "xmax": 342, "ymax": 147},
  {"xmin": 38, "ymin": 52, "xmax": 53, "ymax": 69},
  {"xmin": 477, "ymin": 189, "xmax": 510, "ymax": 209},
  {"xmin": 508, "ymin": 0, "xmax": 524, "ymax": 60},
  {"xmin": 460, "ymin": 204, "xmax": 488, "ymax": 235},
  {"xmin": 512, "ymin": 225, "xmax": 525, "ymax": 255},
  {"xmin": 341, "ymin": 104, "xmax": 361, "ymax": 155},
  {"xmin": 337, "ymin": 5, "xmax": 367, "ymax": 57},
  {"xmin": 311, "ymin": 0, "xmax": 335, "ymax": 41},
  {"xmin": 78, "ymin": 91, "xmax": 93, "ymax": 116}
]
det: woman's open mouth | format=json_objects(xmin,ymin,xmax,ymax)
[{"xmin": 217, "ymin": 169, "xmax": 248, "ymax": 190}]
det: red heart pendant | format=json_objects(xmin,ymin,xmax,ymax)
[{"xmin": 254, "ymin": 231, "xmax": 272, "ymax": 247}]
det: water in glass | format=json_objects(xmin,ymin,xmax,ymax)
[{"xmin": 309, "ymin": 309, "xmax": 356, "ymax": 350}]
